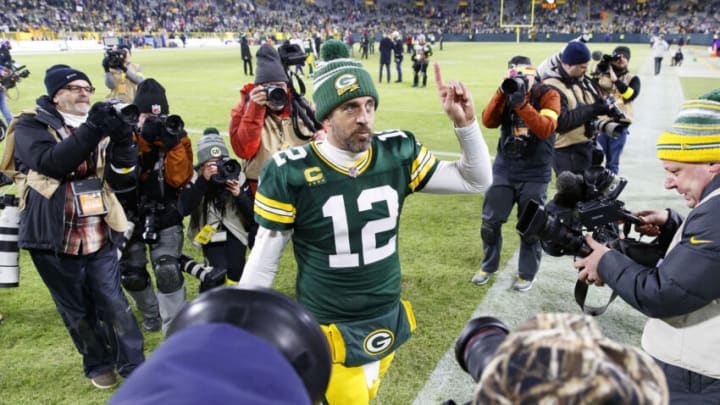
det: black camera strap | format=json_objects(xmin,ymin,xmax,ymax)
[
  {"xmin": 574, "ymin": 279, "xmax": 618, "ymax": 316},
  {"xmin": 287, "ymin": 70, "xmax": 322, "ymax": 140}
]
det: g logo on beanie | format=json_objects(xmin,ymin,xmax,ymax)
[{"xmin": 335, "ymin": 74, "xmax": 360, "ymax": 96}]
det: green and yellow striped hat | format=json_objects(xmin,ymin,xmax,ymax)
[{"xmin": 657, "ymin": 95, "xmax": 720, "ymax": 162}]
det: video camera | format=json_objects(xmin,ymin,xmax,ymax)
[
  {"xmin": 1, "ymin": 62, "xmax": 31, "ymax": 89},
  {"xmin": 516, "ymin": 150, "xmax": 641, "ymax": 258},
  {"xmin": 105, "ymin": 48, "xmax": 126, "ymax": 70}
]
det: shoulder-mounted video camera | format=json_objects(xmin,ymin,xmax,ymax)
[
  {"xmin": 517, "ymin": 157, "xmax": 639, "ymax": 259},
  {"xmin": 1, "ymin": 62, "xmax": 30, "ymax": 89}
]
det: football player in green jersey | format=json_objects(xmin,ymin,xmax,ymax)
[{"xmin": 239, "ymin": 39, "xmax": 493, "ymax": 404}]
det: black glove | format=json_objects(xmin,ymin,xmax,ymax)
[
  {"xmin": 140, "ymin": 115, "xmax": 164, "ymax": 144},
  {"xmin": 506, "ymin": 90, "xmax": 528, "ymax": 109},
  {"xmin": 102, "ymin": 57, "xmax": 110, "ymax": 72},
  {"xmin": 592, "ymin": 101, "xmax": 612, "ymax": 116},
  {"xmin": 86, "ymin": 102, "xmax": 133, "ymax": 143}
]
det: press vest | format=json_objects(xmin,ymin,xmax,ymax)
[
  {"xmin": 544, "ymin": 77, "xmax": 595, "ymax": 149},
  {"xmin": 244, "ymin": 112, "xmax": 312, "ymax": 181}
]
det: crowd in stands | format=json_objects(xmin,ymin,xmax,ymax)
[{"xmin": 2, "ymin": 0, "xmax": 720, "ymax": 40}]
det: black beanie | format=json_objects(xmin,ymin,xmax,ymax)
[
  {"xmin": 134, "ymin": 78, "xmax": 169, "ymax": 115},
  {"xmin": 44, "ymin": 64, "xmax": 92, "ymax": 98},
  {"xmin": 254, "ymin": 44, "xmax": 288, "ymax": 85},
  {"xmin": 507, "ymin": 56, "xmax": 532, "ymax": 68},
  {"xmin": 613, "ymin": 46, "xmax": 631, "ymax": 61}
]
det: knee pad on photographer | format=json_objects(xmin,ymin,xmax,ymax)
[
  {"xmin": 153, "ymin": 255, "xmax": 184, "ymax": 293},
  {"xmin": 481, "ymin": 223, "xmax": 501, "ymax": 245},
  {"xmin": 120, "ymin": 266, "xmax": 151, "ymax": 291}
]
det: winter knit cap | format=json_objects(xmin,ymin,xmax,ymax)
[
  {"xmin": 312, "ymin": 40, "xmax": 379, "ymax": 121},
  {"xmin": 44, "ymin": 64, "xmax": 92, "ymax": 98},
  {"xmin": 196, "ymin": 130, "xmax": 229, "ymax": 164},
  {"xmin": 133, "ymin": 78, "xmax": 169, "ymax": 115},
  {"xmin": 254, "ymin": 43, "xmax": 288, "ymax": 85},
  {"xmin": 613, "ymin": 45, "xmax": 631, "ymax": 60},
  {"xmin": 475, "ymin": 313, "xmax": 669, "ymax": 405},
  {"xmin": 561, "ymin": 41, "xmax": 591, "ymax": 65},
  {"xmin": 656, "ymin": 96, "xmax": 720, "ymax": 162}
]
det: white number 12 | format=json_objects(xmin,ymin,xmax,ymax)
[{"xmin": 322, "ymin": 185, "xmax": 399, "ymax": 268}]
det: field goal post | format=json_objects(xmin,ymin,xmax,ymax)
[{"xmin": 499, "ymin": 0, "xmax": 536, "ymax": 43}]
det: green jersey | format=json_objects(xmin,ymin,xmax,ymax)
[{"xmin": 255, "ymin": 130, "xmax": 438, "ymax": 324}]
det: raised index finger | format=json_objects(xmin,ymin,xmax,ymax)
[{"xmin": 434, "ymin": 62, "xmax": 443, "ymax": 87}]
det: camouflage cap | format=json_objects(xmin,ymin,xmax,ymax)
[{"xmin": 474, "ymin": 313, "xmax": 669, "ymax": 405}]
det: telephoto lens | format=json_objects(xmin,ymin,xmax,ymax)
[{"xmin": 454, "ymin": 316, "xmax": 510, "ymax": 382}]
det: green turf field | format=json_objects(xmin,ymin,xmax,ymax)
[{"xmin": 1, "ymin": 41, "xmax": 717, "ymax": 404}]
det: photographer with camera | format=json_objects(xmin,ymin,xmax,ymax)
[
  {"xmin": 177, "ymin": 128, "xmax": 251, "ymax": 290},
  {"xmin": 117, "ymin": 78, "xmax": 193, "ymax": 335},
  {"xmin": 542, "ymin": 40, "xmax": 616, "ymax": 175},
  {"xmin": 453, "ymin": 313, "xmax": 668, "ymax": 404},
  {"xmin": 103, "ymin": 45, "xmax": 144, "ymax": 104},
  {"xmin": 573, "ymin": 93, "xmax": 720, "ymax": 402},
  {"xmin": 6, "ymin": 64, "xmax": 145, "ymax": 388},
  {"xmin": 0, "ymin": 65, "xmax": 12, "ymax": 126},
  {"xmin": 411, "ymin": 34, "xmax": 432, "ymax": 88},
  {"xmin": 0, "ymin": 40, "xmax": 12, "ymax": 69},
  {"xmin": 591, "ymin": 46, "xmax": 640, "ymax": 174},
  {"xmin": 229, "ymin": 42, "xmax": 321, "ymax": 245},
  {"xmin": 471, "ymin": 56, "xmax": 560, "ymax": 292}
]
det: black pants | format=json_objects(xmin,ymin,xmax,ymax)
[
  {"xmin": 413, "ymin": 60, "xmax": 429, "ymax": 87},
  {"xmin": 243, "ymin": 59, "xmax": 253, "ymax": 75},
  {"xmin": 656, "ymin": 358, "xmax": 720, "ymax": 403},
  {"xmin": 553, "ymin": 142, "xmax": 594, "ymax": 176},
  {"xmin": 654, "ymin": 57, "xmax": 663, "ymax": 75},
  {"xmin": 31, "ymin": 243, "xmax": 145, "ymax": 378},
  {"xmin": 202, "ymin": 232, "xmax": 247, "ymax": 283}
]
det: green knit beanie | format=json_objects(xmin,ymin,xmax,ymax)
[{"xmin": 312, "ymin": 39, "xmax": 379, "ymax": 121}]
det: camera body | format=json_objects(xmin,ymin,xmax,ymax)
[
  {"xmin": 140, "ymin": 114, "xmax": 185, "ymax": 146},
  {"xmin": 106, "ymin": 98, "xmax": 140, "ymax": 127},
  {"xmin": 265, "ymin": 85, "xmax": 288, "ymax": 108},
  {"xmin": 500, "ymin": 72, "xmax": 528, "ymax": 95},
  {"xmin": 1, "ymin": 62, "xmax": 30, "ymax": 89},
  {"xmin": 211, "ymin": 157, "xmax": 242, "ymax": 185},
  {"xmin": 278, "ymin": 42, "xmax": 307, "ymax": 68},
  {"xmin": 105, "ymin": 48, "xmax": 126, "ymax": 69},
  {"xmin": 596, "ymin": 53, "xmax": 621, "ymax": 74}
]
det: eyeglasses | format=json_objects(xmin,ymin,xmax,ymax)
[{"xmin": 62, "ymin": 85, "xmax": 96, "ymax": 94}]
